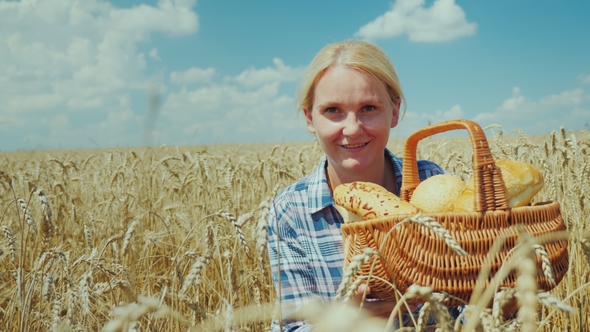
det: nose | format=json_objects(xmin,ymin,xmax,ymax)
[{"xmin": 342, "ymin": 112, "xmax": 363, "ymax": 137}]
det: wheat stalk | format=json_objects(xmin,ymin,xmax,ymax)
[
  {"xmin": 406, "ymin": 214, "xmax": 467, "ymax": 256},
  {"xmin": 335, "ymin": 247, "xmax": 377, "ymax": 300},
  {"xmin": 36, "ymin": 189, "xmax": 54, "ymax": 246},
  {"xmin": 78, "ymin": 269, "xmax": 93, "ymax": 316},
  {"xmin": 516, "ymin": 238, "xmax": 538, "ymax": 332},
  {"xmin": 219, "ymin": 211, "xmax": 251, "ymax": 255},
  {"xmin": 1, "ymin": 226, "xmax": 17, "ymax": 263},
  {"xmin": 83, "ymin": 223, "xmax": 93, "ymax": 250},
  {"xmin": 122, "ymin": 218, "xmax": 139, "ymax": 256},
  {"xmin": 492, "ymin": 287, "xmax": 516, "ymax": 327},
  {"xmin": 203, "ymin": 219, "xmax": 215, "ymax": 265},
  {"xmin": 580, "ymin": 235, "xmax": 590, "ymax": 267},
  {"xmin": 533, "ymin": 244, "xmax": 556, "ymax": 287},
  {"xmin": 16, "ymin": 198, "xmax": 36, "ymax": 233},
  {"xmin": 414, "ymin": 301, "xmax": 431, "ymax": 331},
  {"xmin": 42, "ymin": 273, "xmax": 55, "ymax": 301},
  {"xmin": 255, "ymin": 198, "xmax": 271, "ymax": 265},
  {"xmin": 104, "ymin": 296, "xmax": 188, "ymax": 332},
  {"xmin": 536, "ymin": 291, "xmax": 574, "ymax": 313},
  {"xmin": 52, "ymin": 295, "xmax": 62, "ymax": 332},
  {"xmin": 180, "ymin": 257, "xmax": 205, "ymax": 294}
]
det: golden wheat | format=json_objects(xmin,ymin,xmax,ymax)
[{"xmin": 0, "ymin": 130, "xmax": 588, "ymax": 331}]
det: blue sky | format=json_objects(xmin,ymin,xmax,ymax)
[{"xmin": 1, "ymin": 0, "xmax": 589, "ymax": 151}]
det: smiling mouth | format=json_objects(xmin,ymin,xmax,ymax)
[{"xmin": 342, "ymin": 142, "xmax": 368, "ymax": 149}]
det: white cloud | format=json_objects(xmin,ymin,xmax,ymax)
[
  {"xmin": 355, "ymin": 0, "xmax": 476, "ymax": 42},
  {"xmin": 226, "ymin": 58, "xmax": 304, "ymax": 88},
  {"xmin": 390, "ymin": 86, "xmax": 590, "ymax": 141},
  {"xmin": 494, "ymin": 87, "xmax": 584, "ymax": 116},
  {"xmin": 0, "ymin": 0, "xmax": 199, "ymax": 150},
  {"xmin": 149, "ymin": 48, "xmax": 161, "ymax": 61},
  {"xmin": 170, "ymin": 67, "xmax": 216, "ymax": 85},
  {"xmin": 431, "ymin": 104, "xmax": 464, "ymax": 121},
  {"xmin": 581, "ymin": 73, "xmax": 590, "ymax": 84},
  {"xmin": 50, "ymin": 114, "xmax": 70, "ymax": 131},
  {"xmin": 160, "ymin": 62, "xmax": 305, "ymax": 145},
  {"xmin": 472, "ymin": 86, "xmax": 589, "ymax": 134}
]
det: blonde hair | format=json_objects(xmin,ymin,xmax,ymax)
[{"xmin": 298, "ymin": 39, "xmax": 406, "ymax": 116}]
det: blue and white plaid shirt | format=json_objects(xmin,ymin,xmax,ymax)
[{"xmin": 267, "ymin": 149, "xmax": 445, "ymax": 331}]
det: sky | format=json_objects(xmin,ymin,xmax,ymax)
[{"xmin": 1, "ymin": 0, "xmax": 589, "ymax": 151}]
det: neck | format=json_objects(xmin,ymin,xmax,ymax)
[{"xmin": 327, "ymin": 156, "xmax": 396, "ymax": 193}]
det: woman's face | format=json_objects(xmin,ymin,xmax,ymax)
[{"xmin": 304, "ymin": 65, "xmax": 400, "ymax": 177}]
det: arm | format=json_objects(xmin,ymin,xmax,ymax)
[
  {"xmin": 267, "ymin": 194, "xmax": 317, "ymax": 332},
  {"xmin": 416, "ymin": 159, "xmax": 446, "ymax": 180}
]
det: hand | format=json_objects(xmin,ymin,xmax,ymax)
[
  {"xmin": 353, "ymin": 284, "xmax": 419, "ymax": 319},
  {"xmin": 501, "ymin": 297, "xmax": 519, "ymax": 320}
]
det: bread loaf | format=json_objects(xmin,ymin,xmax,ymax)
[
  {"xmin": 409, "ymin": 174, "xmax": 468, "ymax": 213},
  {"xmin": 496, "ymin": 159, "xmax": 544, "ymax": 207},
  {"xmin": 333, "ymin": 159, "xmax": 544, "ymax": 220},
  {"xmin": 453, "ymin": 159, "xmax": 544, "ymax": 212},
  {"xmin": 333, "ymin": 181, "xmax": 420, "ymax": 221}
]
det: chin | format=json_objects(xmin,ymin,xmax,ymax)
[{"xmin": 341, "ymin": 159, "xmax": 371, "ymax": 172}]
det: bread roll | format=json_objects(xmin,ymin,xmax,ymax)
[
  {"xmin": 453, "ymin": 186, "xmax": 475, "ymax": 212},
  {"xmin": 333, "ymin": 181, "xmax": 420, "ymax": 221},
  {"xmin": 409, "ymin": 174, "xmax": 468, "ymax": 213},
  {"xmin": 453, "ymin": 159, "xmax": 544, "ymax": 212},
  {"xmin": 496, "ymin": 159, "xmax": 544, "ymax": 207},
  {"xmin": 333, "ymin": 204, "xmax": 365, "ymax": 223}
]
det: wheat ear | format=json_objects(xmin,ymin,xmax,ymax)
[
  {"xmin": 203, "ymin": 220, "xmax": 215, "ymax": 264},
  {"xmin": 121, "ymin": 218, "xmax": 139, "ymax": 256},
  {"xmin": 180, "ymin": 257, "xmax": 205, "ymax": 294},
  {"xmin": 256, "ymin": 198, "xmax": 271, "ymax": 265},
  {"xmin": 516, "ymin": 240, "xmax": 538, "ymax": 332},
  {"xmin": 334, "ymin": 248, "xmax": 377, "ymax": 300},
  {"xmin": 36, "ymin": 189, "xmax": 54, "ymax": 246},
  {"xmin": 2, "ymin": 226, "xmax": 17, "ymax": 263},
  {"xmin": 407, "ymin": 214, "xmax": 468, "ymax": 256},
  {"xmin": 580, "ymin": 236, "xmax": 590, "ymax": 267},
  {"xmin": 533, "ymin": 244, "xmax": 556, "ymax": 287},
  {"xmin": 17, "ymin": 198, "xmax": 36, "ymax": 232},
  {"xmin": 491, "ymin": 287, "xmax": 516, "ymax": 328},
  {"xmin": 415, "ymin": 301, "xmax": 431, "ymax": 331},
  {"xmin": 536, "ymin": 291, "xmax": 574, "ymax": 313},
  {"xmin": 220, "ymin": 211, "xmax": 251, "ymax": 255}
]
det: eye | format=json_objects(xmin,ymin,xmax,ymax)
[
  {"xmin": 361, "ymin": 105, "xmax": 377, "ymax": 112},
  {"xmin": 323, "ymin": 107, "xmax": 339, "ymax": 114}
]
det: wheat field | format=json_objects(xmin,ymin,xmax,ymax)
[{"xmin": 0, "ymin": 127, "xmax": 589, "ymax": 331}]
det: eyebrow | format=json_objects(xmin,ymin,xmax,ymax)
[{"xmin": 315, "ymin": 98, "xmax": 385, "ymax": 109}]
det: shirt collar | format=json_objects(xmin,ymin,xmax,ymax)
[{"xmin": 307, "ymin": 148, "xmax": 401, "ymax": 215}]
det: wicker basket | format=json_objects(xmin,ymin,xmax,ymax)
[{"xmin": 340, "ymin": 119, "xmax": 569, "ymax": 305}]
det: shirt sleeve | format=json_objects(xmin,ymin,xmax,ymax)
[
  {"xmin": 266, "ymin": 192, "xmax": 318, "ymax": 332},
  {"xmin": 416, "ymin": 159, "xmax": 446, "ymax": 181}
]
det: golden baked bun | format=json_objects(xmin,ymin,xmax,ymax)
[
  {"xmin": 409, "ymin": 174, "xmax": 468, "ymax": 213},
  {"xmin": 453, "ymin": 159, "xmax": 544, "ymax": 212},
  {"xmin": 333, "ymin": 181, "xmax": 420, "ymax": 221},
  {"xmin": 496, "ymin": 159, "xmax": 544, "ymax": 207},
  {"xmin": 453, "ymin": 186, "xmax": 475, "ymax": 212},
  {"xmin": 334, "ymin": 205, "xmax": 364, "ymax": 223}
]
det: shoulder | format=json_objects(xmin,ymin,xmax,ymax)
[
  {"xmin": 273, "ymin": 173, "xmax": 314, "ymax": 205},
  {"xmin": 269, "ymin": 170, "xmax": 318, "ymax": 226},
  {"xmin": 416, "ymin": 159, "xmax": 446, "ymax": 180},
  {"xmin": 416, "ymin": 159, "xmax": 445, "ymax": 174},
  {"xmin": 272, "ymin": 158, "xmax": 326, "ymax": 206},
  {"xmin": 385, "ymin": 149, "xmax": 445, "ymax": 177}
]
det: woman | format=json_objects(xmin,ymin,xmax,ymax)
[{"xmin": 266, "ymin": 40, "xmax": 445, "ymax": 331}]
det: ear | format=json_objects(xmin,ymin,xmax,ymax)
[
  {"xmin": 304, "ymin": 109, "xmax": 316, "ymax": 134},
  {"xmin": 390, "ymin": 99, "xmax": 401, "ymax": 128}
]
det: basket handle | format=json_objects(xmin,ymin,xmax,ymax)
[{"xmin": 399, "ymin": 119, "xmax": 509, "ymax": 212}]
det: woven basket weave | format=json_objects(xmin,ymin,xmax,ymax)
[{"xmin": 340, "ymin": 119, "xmax": 569, "ymax": 305}]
